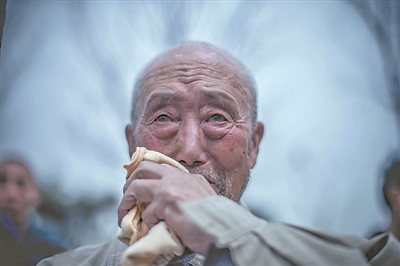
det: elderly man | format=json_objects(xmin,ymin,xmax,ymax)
[{"xmin": 39, "ymin": 42, "xmax": 400, "ymax": 265}]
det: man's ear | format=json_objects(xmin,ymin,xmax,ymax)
[
  {"xmin": 390, "ymin": 186, "xmax": 400, "ymax": 212},
  {"xmin": 125, "ymin": 124, "xmax": 137, "ymax": 158},
  {"xmin": 249, "ymin": 122, "xmax": 264, "ymax": 168}
]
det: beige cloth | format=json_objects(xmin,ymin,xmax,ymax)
[{"xmin": 117, "ymin": 147, "xmax": 187, "ymax": 266}]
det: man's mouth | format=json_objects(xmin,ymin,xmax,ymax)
[
  {"xmin": 204, "ymin": 180, "xmax": 219, "ymax": 194},
  {"xmin": 204, "ymin": 177, "xmax": 217, "ymax": 188},
  {"xmin": 188, "ymin": 166, "xmax": 226, "ymax": 195},
  {"xmin": 206, "ymin": 179, "xmax": 215, "ymax": 185}
]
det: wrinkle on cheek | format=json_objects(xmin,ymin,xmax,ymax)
[
  {"xmin": 227, "ymin": 143, "xmax": 246, "ymax": 158},
  {"xmin": 140, "ymin": 121, "xmax": 180, "ymax": 140},
  {"xmin": 215, "ymin": 131, "xmax": 245, "ymax": 155},
  {"xmin": 226, "ymin": 129, "xmax": 250, "ymax": 160},
  {"xmin": 137, "ymin": 130, "xmax": 179, "ymax": 156},
  {"xmin": 136, "ymin": 129, "xmax": 159, "ymax": 148},
  {"xmin": 203, "ymin": 124, "xmax": 230, "ymax": 140}
]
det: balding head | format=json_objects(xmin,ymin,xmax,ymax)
[{"xmin": 130, "ymin": 42, "xmax": 257, "ymax": 131}]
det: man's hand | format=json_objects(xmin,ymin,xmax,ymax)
[{"xmin": 117, "ymin": 161, "xmax": 217, "ymax": 254}]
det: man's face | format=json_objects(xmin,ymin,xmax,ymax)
[
  {"xmin": 127, "ymin": 47, "xmax": 263, "ymax": 202},
  {"xmin": 0, "ymin": 162, "xmax": 39, "ymax": 224}
]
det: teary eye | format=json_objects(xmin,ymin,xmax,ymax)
[
  {"xmin": 207, "ymin": 114, "xmax": 226, "ymax": 122},
  {"xmin": 155, "ymin": 115, "xmax": 172, "ymax": 122}
]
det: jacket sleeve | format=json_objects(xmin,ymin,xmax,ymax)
[
  {"xmin": 178, "ymin": 196, "xmax": 400, "ymax": 266},
  {"xmin": 36, "ymin": 237, "xmax": 127, "ymax": 266}
]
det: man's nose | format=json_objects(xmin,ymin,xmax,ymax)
[{"xmin": 175, "ymin": 119, "xmax": 207, "ymax": 167}]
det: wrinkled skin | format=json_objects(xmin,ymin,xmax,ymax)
[{"xmin": 118, "ymin": 43, "xmax": 264, "ymax": 254}]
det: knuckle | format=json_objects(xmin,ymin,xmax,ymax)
[{"xmin": 159, "ymin": 186, "xmax": 180, "ymax": 202}]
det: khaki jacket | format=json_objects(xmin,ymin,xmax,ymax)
[{"xmin": 38, "ymin": 196, "xmax": 400, "ymax": 266}]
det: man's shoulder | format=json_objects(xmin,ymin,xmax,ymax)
[{"xmin": 37, "ymin": 237, "xmax": 127, "ymax": 266}]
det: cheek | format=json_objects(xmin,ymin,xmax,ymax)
[
  {"xmin": 210, "ymin": 130, "xmax": 250, "ymax": 173},
  {"xmin": 202, "ymin": 123, "xmax": 231, "ymax": 139},
  {"xmin": 150, "ymin": 123, "xmax": 179, "ymax": 140},
  {"xmin": 136, "ymin": 121, "xmax": 179, "ymax": 143},
  {"xmin": 211, "ymin": 133, "xmax": 250, "ymax": 197},
  {"xmin": 136, "ymin": 132, "xmax": 159, "ymax": 149},
  {"xmin": 136, "ymin": 129, "xmax": 177, "ymax": 154}
]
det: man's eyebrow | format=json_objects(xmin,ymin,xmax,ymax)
[
  {"xmin": 202, "ymin": 88, "xmax": 240, "ymax": 110},
  {"xmin": 144, "ymin": 89, "xmax": 241, "ymax": 111},
  {"xmin": 145, "ymin": 91, "xmax": 181, "ymax": 108}
]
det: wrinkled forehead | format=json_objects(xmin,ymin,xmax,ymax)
[
  {"xmin": 147, "ymin": 45, "xmax": 242, "ymax": 78},
  {"xmin": 138, "ymin": 45, "xmax": 252, "ymax": 100}
]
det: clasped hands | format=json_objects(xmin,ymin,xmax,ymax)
[{"xmin": 118, "ymin": 161, "xmax": 217, "ymax": 255}]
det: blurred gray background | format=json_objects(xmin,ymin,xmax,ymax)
[{"xmin": 1, "ymin": 0, "xmax": 399, "ymax": 248}]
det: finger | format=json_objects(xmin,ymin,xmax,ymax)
[
  {"xmin": 141, "ymin": 202, "xmax": 162, "ymax": 228},
  {"xmin": 119, "ymin": 162, "xmax": 175, "ymax": 225},
  {"xmin": 135, "ymin": 161, "xmax": 178, "ymax": 178},
  {"xmin": 123, "ymin": 161, "xmax": 172, "ymax": 193},
  {"xmin": 117, "ymin": 189, "xmax": 137, "ymax": 226},
  {"xmin": 160, "ymin": 163, "xmax": 176, "ymax": 170},
  {"xmin": 131, "ymin": 179, "xmax": 161, "ymax": 203},
  {"xmin": 123, "ymin": 171, "xmax": 136, "ymax": 193}
]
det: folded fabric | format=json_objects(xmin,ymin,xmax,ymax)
[{"xmin": 117, "ymin": 147, "xmax": 187, "ymax": 266}]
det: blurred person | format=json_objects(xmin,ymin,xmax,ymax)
[
  {"xmin": 383, "ymin": 158, "xmax": 400, "ymax": 240},
  {"xmin": 39, "ymin": 42, "xmax": 400, "ymax": 265},
  {"xmin": 0, "ymin": 157, "xmax": 65, "ymax": 266}
]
